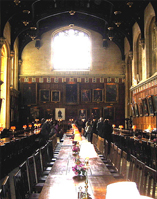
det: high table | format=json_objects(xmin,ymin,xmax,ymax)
[{"xmin": 38, "ymin": 135, "xmax": 121, "ymax": 199}]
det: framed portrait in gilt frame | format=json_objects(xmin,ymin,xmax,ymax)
[
  {"xmin": 21, "ymin": 83, "xmax": 37, "ymax": 105},
  {"xmin": 51, "ymin": 90, "xmax": 60, "ymax": 102},
  {"xmin": 142, "ymin": 98, "xmax": 149, "ymax": 116},
  {"xmin": 92, "ymin": 89, "xmax": 103, "ymax": 102},
  {"xmin": 105, "ymin": 83, "xmax": 118, "ymax": 103},
  {"xmin": 39, "ymin": 89, "xmax": 50, "ymax": 102},
  {"xmin": 147, "ymin": 95, "xmax": 154, "ymax": 116},
  {"xmin": 65, "ymin": 83, "xmax": 79, "ymax": 105},
  {"xmin": 78, "ymin": 109, "xmax": 87, "ymax": 119},
  {"xmin": 81, "ymin": 89, "xmax": 91, "ymax": 102},
  {"xmin": 92, "ymin": 108, "xmax": 100, "ymax": 119}
]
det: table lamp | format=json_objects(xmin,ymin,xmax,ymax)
[{"xmin": 132, "ymin": 125, "xmax": 136, "ymax": 138}]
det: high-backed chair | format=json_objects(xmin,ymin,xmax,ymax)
[
  {"xmin": 143, "ymin": 165, "xmax": 157, "ymax": 198},
  {"xmin": 14, "ymin": 169, "xmax": 40, "ymax": 199},
  {"xmin": 27, "ymin": 155, "xmax": 44, "ymax": 193},
  {"xmin": 1, "ymin": 176, "xmax": 11, "ymax": 199},
  {"xmin": 97, "ymin": 135, "xmax": 101, "ymax": 152},
  {"xmin": 99, "ymin": 137, "xmax": 105, "ymax": 154},
  {"xmin": 33, "ymin": 151, "xmax": 47, "ymax": 183},
  {"xmin": 133, "ymin": 159, "xmax": 145, "ymax": 195},
  {"xmin": 128, "ymin": 154, "xmax": 137, "ymax": 181},
  {"xmin": 120, "ymin": 150, "xmax": 128, "ymax": 180},
  {"xmin": 92, "ymin": 133, "xmax": 98, "ymax": 149}
]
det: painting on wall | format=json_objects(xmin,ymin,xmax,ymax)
[
  {"xmin": 103, "ymin": 106, "xmax": 115, "ymax": 120},
  {"xmin": 55, "ymin": 108, "xmax": 65, "ymax": 120},
  {"xmin": 81, "ymin": 89, "xmax": 91, "ymax": 102},
  {"xmin": 131, "ymin": 104, "xmax": 136, "ymax": 117},
  {"xmin": 105, "ymin": 83, "xmax": 118, "ymax": 103},
  {"xmin": 78, "ymin": 109, "xmax": 87, "ymax": 119},
  {"xmin": 92, "ymin": 89, "xmax": 103, "ymax": 102},
  {"xmin": 134, "ymin": 103, "xmax": 139, "ymax": 117},
  {"xmin": 138, "ymin": 103, "xmax": 143, "ymax": 117},
  {"xmin": 65, "ymin": 83, "xmax": 79, "ymax": 104},
  {"xmin": 39, "ymin": 89, "xmax": 50, "ymax": 102},
  {"xmin": 92, "ymin": 108, "xmax": 100, "ymax": 119},
  {"xmin": 21, "ymin": 83, "xmax": 37, "ymax": 105},
  {"xmin": 142, "ymin": 98, "xmax": 149, "ymax": 116},
  {"xmin": 147, "ymin": 95, "xmax": 154, "ymax": 116},
  {"xmin": 51, "ymin": 90, "xmax": 60, "ymax": 102}
]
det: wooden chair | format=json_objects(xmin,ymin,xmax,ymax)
[
  {"xmin": 1, "ymin": 176, "xmax": 11, "ymax": 199},
  {"xmin": 120, "ymin": 150, "xmax": 128, "ymax": 180},
  {"xmin": 143, "ymin": 165, "xmax": 157, "ymax": 198},
  {"xmin": 27, "ymin": 155, "xmax": 44, "ymax": 193},
  {"xmin": 150, "ymin": 143, "xmax": 157, "ymax": 170},
  {"xmin": 128, "ymin": 154, "xmax": 137, "ymax": 181},
  {"xmin": 14, "ymin": 169, "xmax": 40, "ymax": 199},
  {"xmin": 92, "ymin": 133, "xmax": 98, "ymax": 149},
  {"xmin": 97, "ymin": 136, "xmax": 101, "ymax": 152},
  {"xmin": 33, "ymin": 151, "xmax": 47, "ymax": 183},
  {"xmin": 19, "ymin": 161, "xmax": 30, "ymax": 195},
  {"xmin": 99, "ymin": 137, "xmax": 105, "ymax": 154},
  {"xmin": 39, "ymin": 144, "xmax": 53, "ymax": 175},
  {"xmin": 133, "ymin": 158, "xmax": 145, "ymax": 194},
  {"xmin": 102, "ymin": 139, "xmax": 109, "ymax": 163}
]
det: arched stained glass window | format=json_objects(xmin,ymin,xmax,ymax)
[{"xmin": 52, "ymin": 29, "xmax": 91, "ymax": 71}]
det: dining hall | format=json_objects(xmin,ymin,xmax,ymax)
[{"xmin": 0, "ymin": 0, "xmax": 157, "ymax": 198}]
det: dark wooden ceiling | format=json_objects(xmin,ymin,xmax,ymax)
[{"xmin": 1, "ymin": 0, "xmax": 157, "ymax": 60}]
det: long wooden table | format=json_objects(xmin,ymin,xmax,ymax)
[{"xmin": 38, "ymin": 135, "xmax": 121, "ymax": 199}]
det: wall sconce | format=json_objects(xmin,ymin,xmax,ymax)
[
  {"xmin": 69, "ymin": 10, "xmax": 76, "ymax": 15},
  {"xmin": 108, "ymin": 27, "xmax": 114, "ymax": 41},
  {"xmin": 114, "ymin": 11, "xmax": 122, "ymax": 27},
  {"xmin": 14, "ymin": 0, "xmax": 20, "ymax": 6},
  {"xmin": 29, "ymin": 27, "xmax": 37, "ymax": 40},
  {"xmin": 127, "ymin": 1, "xmax": 133, "ymax": 8}
]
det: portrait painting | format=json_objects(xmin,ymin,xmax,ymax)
[
  {"xmin": 153, "ymin": 94, "xmax": 157, "ymax": 112},
  {"xmin": 39, "ymin": 89, "xmax": 50, "ymax": 102},
  {"xmin": 78, "ymin": 109, "xmax": 87, "ymax": 119},
  {"xmin": 103, "ymin": 106, "xmax": 115, "ymax": 120},
  {"xmin": 55, "ymin": 108, "xmax": 65, "ymax": 120},
  {"xmin": 21, "ymin": 83, "xmax": 37, "ymax": 105},
  {"xmin": 51, "ymin": 90, "xmax": 60, "ymax": 102},
  {"xmin": 65, "ymin": 83, "xmax": 79, "ymax": 104},
  {"xmin": 134, "ymin": 103, "xmax": 139, "ymax": 117},
  {"xmin": 147, "ymin": 95, "xmax": 154, "ymax": 116},
  {"xmin": 142, "ymin": 98, "xmax": 149, "ymax": 116},
  {"xmin": 105, "ymin": 83, "xmax": 118, "ymax": 103},
  {"xmin": 131, "ymin": 104, "xmax": 135, "ymax": 117},
  {"xmin": 92, "ymin": 89, "xmax": 103, "ymax": 102},
  {"xmin": 138, "ymin": 103, "xmax": 143, "ymax": 117},
  {"xmin": 81, "ymin": 89, "xmax": 91, "ymax": 102},
  {"xmin": 92, "ymin": 108, "xmax": 100, "ymax": 119}
]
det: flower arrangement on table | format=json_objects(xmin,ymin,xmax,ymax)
[
  {"xmin": 72, "ymin": 145, "xmax": 80, "ymax": 153},
  {"xmin": 153, "ymin": 138, "xmax": 157, "ymax": 144},
  {"xmin": 72, "ymin": 162, "xmax": 86, "ymax": 176}
]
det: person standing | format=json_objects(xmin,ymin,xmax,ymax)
[
  {"xmin": 102, "ymin": 119, "xmax": 113, "ymax": 154},
  {"xmin": 97, "ymin": 117, "xmax": 104, "ymax": 137}
]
